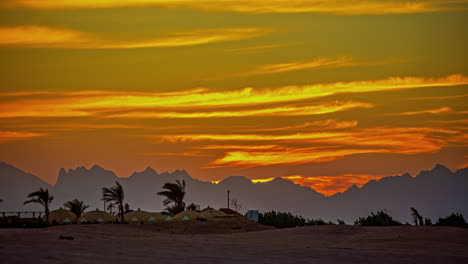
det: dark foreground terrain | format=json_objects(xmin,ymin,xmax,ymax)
[{"xmin": 1, "ymin": 218, "xmax": 468, "ymax": 264}]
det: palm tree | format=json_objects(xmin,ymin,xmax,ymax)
[
  {"xmin": 106, "ymin": 202, "xmax": 116, "ymax": 215},
  {"xmin": 157, "ymin": 180, "xmax": 186, "ymax": 215},
  {"xmin": 102, "ymin": 181, "xmax": 125, "ymax": 223},
  {"xmin": 64, "ymin": 199, "xmax": 89, "ymax": 218},
  {"xmin": 24, "ymin": 188, "xmax": 54, "ymax": 223},
  {"xmin": 411, "ymin": 207, "xmax": 424, "ymax": 226}
]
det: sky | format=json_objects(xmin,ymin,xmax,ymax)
[{"xmin": 0, "ymin": 0, "xmax": 467, "ymax": 196}]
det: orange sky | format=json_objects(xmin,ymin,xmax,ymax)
[{"xmin": 0, "ymin": 0, "xmax": 467, "ymax": 196}]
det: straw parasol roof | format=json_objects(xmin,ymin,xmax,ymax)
[
  {"xmin": 46, "ymin": 209, "xmax": 77, "ymax": 224},
  {"xmin": 199, "ymin": 209, "xmax": 227, "ymax": 219},
  {"xmin": 79, "ymin": 210, "xmax": 117, "ymax": 224},
  {"xmin": 173, "ymin": 210, "xmax": 199, "ymax": 221},
  {"xmin": 124, "ymin": 211, "xmax": 166, "ymax": 223}
]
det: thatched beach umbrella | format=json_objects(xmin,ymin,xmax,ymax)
[
  {"xmin": 124, "ymin": 211, "xmax": 166, "ymax": 223},
  {"xmin": 173, "ymin": 210, "xmax": 199, "ymax": 221},
  {"xmin": 79, "ymin": 210, "xmax": 117, "ymax": 224},
  {"xmin": 199, "ymin": 209, "xmax": 227, "ymax": 219},
  {"xmin": 45, "ymin": 209, "xmax": 77, "ymax": 224}
]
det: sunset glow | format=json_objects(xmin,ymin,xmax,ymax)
[{"xmin": 0, "ymin": 0, "xmax": 466, "ymax": 195}]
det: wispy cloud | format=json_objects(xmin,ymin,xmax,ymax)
[
  {"xmin": 0, "ymin": 26, "xmax": 268, "ymax": 49},
  {"xmin": 403, "ymin": 94, "xmax": 468, "ymax": 101},
  {"xmin": 252, "ymin": 120, "xmax": 359, "ymax": 132},
  {"xmin": 226, "ymin": 43, "xmax": 292, "ymax": 54},
  {"xmin": 0, "ymin": 74, "xmax": 466, "ymax": 118},
  {"xmin": 397, "ymin": 107, "xmax": 452, "ymax": 115},
  {"xmin": 3, "ymin": 0, "xmax": 467, "ymax": 14},
  {"xmin": 209, "ymin": 57, "xmax": 405, "ymax": 80},
  {"xmin": 0, "ymin": 131, "xmax": 48, "ymax": 143},
  {"xmin": 160, "ymin": 127, "xmax": 457, "ymax": 167},
  {"xmin": 107, "ymin": 101, "xmax": 372, "ymax": 119},
  {"xmin": 282, "ymin": 174, "xmax": 386, "ymax": 196},
  {"xmin": 212, "ymin": 173, "xmax": 387, "ymax": 196}
]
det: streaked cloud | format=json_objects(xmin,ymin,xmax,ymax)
[
  {"xmin": 282, "ymin": 174, "xmax": 386, "ymax": 196},
  {"xmin": 162, "ymin": 127, "xmax": 456, "ymax": 167},
  {"xmin": 253, "ymin": 120, "xmax": 359, "ymax": 132},
  {"xmin": 227, "ymin": 43, "xmax": 292, "ymax": 54},
  {"xmin": 398, "ymin": 107, "xmax": 452, "ymax": 115},
  {"xmin": 242, "ymin": 57, "xmax": 355, "ymax": 76},
  {"xmin": 212, "ymin": 173, "xmax": 387, "ymax": 196},
  {"xmin": 403, "ymin": 94, "xmax": 468, "ymax": 101},
  {"xmin": 107, "ymin": 101, "xmax": 372, "ymax": 119},
  {"xmin": 143, "ymin": 151, "xmax": 202, "ymax": 157},
  {"xmin": 0, "ymin": 131, "xmax": 48, "ymax": 143},
  {"xmin": 208, "ymin": 147, "xmax": 383, "ymax": 168},
  {"xmin": 0, "ymin": 26, "xmax": 268, "ymax": 49},
  {"xmin": 0, "ymin": 74, "xmax": 466, "ymax": 118},
  {"xmin": 3, "ymin": 0, "xmax": 467, "ymax": 15},
  {"xmin": 214, "ymin": 57, "xmax": 400, "ymax": 79}
]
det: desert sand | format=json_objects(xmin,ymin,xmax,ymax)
[{"xmin": 1, "ymin": 217, "xmax": 468, "ymax": 264}]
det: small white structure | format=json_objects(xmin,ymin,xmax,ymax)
[
  {"xmin": 80, "ymin": 217, "xmax": 87, "ymax": 223},
  {"xmin": 247, "ymin": 210, "xmax": 259, "ymax": 222},
  {"xmin": 148, "ymin": 216, "xmax": 156, "ymax": 221},
  {"xmin": 63, "ymin": 218, "xmax": 71, "ymax": 223},
  {"xmin": 165, "ymin": 216, "xmax": 172, "ymax": 221},
  {"xmin": 97, "ymin": 217, "xmax": 104, "ymax": 223},
  {"xmin": 182, "ymin": 216, "xmax": 189, "ymax": 221},
  {"xmin": 131, "ymin": 217, "xmax": 138, "ymax": 222}
]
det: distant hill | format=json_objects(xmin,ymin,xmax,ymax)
[
  {"xmin": 1, "ymin": 162, "xmax": 467, "ymax": 223},
  {"xmin": 0, "ymin": 162, "xmax": 51, "ymax": 211}
]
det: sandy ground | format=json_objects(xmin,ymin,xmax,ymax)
[{"xmin": 1, "ymin": 218, "xmax": 468, "ymax": 264}]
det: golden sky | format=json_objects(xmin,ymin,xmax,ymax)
[{"xmin": 0, "ymin": 0, "xmax": 467, "ymax": 195}]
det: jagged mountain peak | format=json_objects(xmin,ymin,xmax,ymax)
[
  {"xmin": 129, "ymin": 166, "xmax": 159, "ymax": 179},
  {"xmin": 169, "ymin": 169, "xmax": 191, "ymax": 179},
  {"xmin": 401, "ymin": 173, "xmax": 413, "ymax": 179},
  {"xmin": 417, "ymin": 163, "xmax": 453, "ymax": 178},
  {"xmin": 343, "ymin": 184, "xmax": 360, "ymax": 194},
  {"xmin": 455, "ymin": 166, "xmax": 468, "ymax": 177},
  {"xmin": 90, "ymin": 164, "xmax": 105, "ymax": 171},
  {"xmin": 219, "ymin": 176, "xmax": 253, "ymax": 185},
  {"xmin": 143, "ymin": 166, "xmax": 157, "ymax": 173},
  {"xmin": 432, "ymin": 163, "xmax": 452, "ymax": 173}
]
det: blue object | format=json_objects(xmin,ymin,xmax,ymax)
[{"xmin": 247, "ymin": 210, "xmax": 259, "ymax": 222}]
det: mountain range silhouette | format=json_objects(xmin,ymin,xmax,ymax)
[{"xmin": 1, "ymin": 161, "xmax": 467, "ymax": 223}]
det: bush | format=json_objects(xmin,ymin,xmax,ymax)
[
  {"xmin": 258, "ymin": 211, "xmax": 334, "ymax": 228},
  {"xmin": 354, "ymin": 211, "xmax": 402, "ymax": 226},
  {"xmin": 424, "ymin": 218, "xmax": 432, "ymax": 226},
  {"xmin": 436, "ymin": 213, "xmax": 467, "ymax": 228}
]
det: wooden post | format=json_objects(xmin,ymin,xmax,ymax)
[{"xmin": 227, "ymin": 190, "xmax": 230, "ymax": 209}]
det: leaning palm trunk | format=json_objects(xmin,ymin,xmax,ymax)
[
  {"xmin": 24, "ymin": 188, "xmax": 54, "ymax": 224},
  {"xmin": 45, "ymin": 208, "xmax": 50, "ymax": 223},
  {"xmin": 119, "ymin": 204, "xmax": 124, "ymax": 224},
  {"xmin": 102, "ymin": 181, "xmax": 125, "ymax": 224},
  {"xmin": 411, "ymin": 207, "xmax": 424, "ymax": 226}
]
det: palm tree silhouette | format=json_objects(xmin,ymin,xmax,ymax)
[
  {"xmin": 411, "ymin": 207, "xmax": 424, "ymax": 226},
  {"xmin": 102, "ymin": 181, "xmax": 125, "ymax": 223},
  {"xmin": 24, "ymin": 188, "xmax": 54, "ymax": 223},
  {"xmin": 106, "ymin": 202, "xmax": 116, "ymax": 215},
  {"xmin": 64, "ymin": 199, "xmax": 89, "ymax": 218},
  {"xmin": 157, "ymin": 180, "xmax": 186, "ymax": 215}
]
